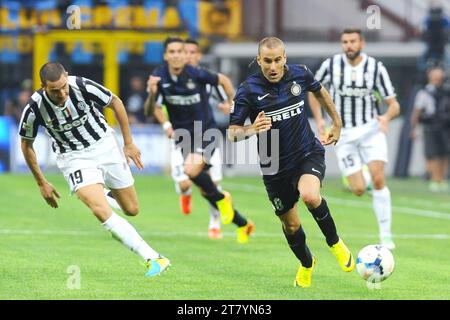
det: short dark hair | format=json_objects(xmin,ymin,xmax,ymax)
[
  {"xmin": 184, "ymin": 38, "xmax": 199, "ymax": 46},
  {"xmin": 40, "ymin": 62, "xmax": 66, "ymax": 84},
  {"xmin": 341, "ymin": 28, "xmax": 364, "ymax": 40},
  {"xmin": 163, "ymin": 37, "xmax": 184, "ymax": 50},
  {"xmin": 258, "ymin": 37, "xmax": 285, "ymax": 55}
]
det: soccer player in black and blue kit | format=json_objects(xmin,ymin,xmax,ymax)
[
  {"xmin": 145, "ymin": 37, "xmax": 254, "ymax": 243},
  {"xmin": 229, "ymin": 37, "xmax": 355, "ymax": 287}
]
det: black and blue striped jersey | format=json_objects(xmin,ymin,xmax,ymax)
[
  {"xmin": 152, "ymin": 63, "xmax": 219, "ymax": 134},
  {"xmin": 231, "ymin": 64, "xmax": 324, "ymax": 180}
]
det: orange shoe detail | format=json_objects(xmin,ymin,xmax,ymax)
[
  {"xmin": 180, "ymin": 195, "xmax": 192, "ymax": 215},
  {"xmin": 208, "ymin": 228, "xmax": 223, "ymax": 239}
]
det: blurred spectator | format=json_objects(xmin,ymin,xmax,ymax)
[
  {"xmin": 3, "ymin": 99, "xmax": 22, "ymax": 123},
  {"xmin": 410, "ymin": 67, "xmax": 450, "ymax": 192},
  {"xmin": 3, "ymin": 80, "xmax": 32, "ymax": 124},
  {"xmin": 422, "ymin": 4, "xmax": 450, "ymax": 69},
  {"xmin": 125, "ymin": 76, "xmax": 147, "ymax": 125}
]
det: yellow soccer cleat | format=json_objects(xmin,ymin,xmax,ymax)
[
  {"xmin": 216, "ymin": 191, "xmax": 234, "ymax": 225},
  {"xmin": 236, "ymin": 220, "xmax": 255, "ymax": 244},
  {"xmin": 294, "ymin": 256, "xmax": 316, "ymax": 288},
  {"xmin": 329, "ymin": 238, "xmax": 355, "ymax": 272}
]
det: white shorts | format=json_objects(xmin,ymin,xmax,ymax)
[
  {"xmin": 56, "ymin": 133, "xmax": 134, "ymax": 194},
  {"xmin": 335, "ymin": 129, "xmax": 388, "ymax": 177},
  {"xmin": 170, "ymin": 140, "xmax": 222, "ymax": 183}
]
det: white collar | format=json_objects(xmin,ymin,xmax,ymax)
[
  {"xmin": 43, "ymin": 90, "xmax": 68, "ymax": 110},
  {"xmin": 343, "ymin": 52, "xmax": 367, "ymax": 68}
]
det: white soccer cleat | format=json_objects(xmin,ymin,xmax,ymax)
[{"xmin": 381, "ymin": 237, "xmax": 396, "ymax": 250}]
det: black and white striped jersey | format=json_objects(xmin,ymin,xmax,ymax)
[
  {"xmin": 19, "ymin": 76, "xmax": 113, "ymax": 154},
  {"xmin": 315, "ymin": 53, "xmax": 396, "ymax": 129}
]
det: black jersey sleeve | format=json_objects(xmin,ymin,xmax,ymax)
[
  {"xmin": 230, "ymin": 83, "xmax": 251, "ymax": 126},
  {"xmin": 301, "ymin": 65, "xmax": 322, "ymax": 93},
  {"xmin": 18, "ymin": 97, "xmax": 41, "ymax": 140},
  {"xmin": 196, "ymin": 67, "xmax": 219, "ymax": 86}
]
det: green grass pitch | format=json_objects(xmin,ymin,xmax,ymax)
[{"xmin": 0, "ymin": 174, "xmax": 449, "ymax": 300}]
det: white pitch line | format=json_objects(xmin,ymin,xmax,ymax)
[
  {"xmin": 395, "ymin": 196, "xmax": 450, "ymax": 210},
  {"xmin": 223, "ymin": 182, "xmax": 450, "ymax": 220},
  {"xmin": 0, "ymin": 229, "xmax": 449, "ymax": 240}
]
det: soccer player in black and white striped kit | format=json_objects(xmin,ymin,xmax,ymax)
[
  {"xmin": 309, "ymin": 28, "xmax": 400, "ymax": 249},
  {"xmin": 19, "ymin": 62, "xmax": 170, "ymax": 277}
]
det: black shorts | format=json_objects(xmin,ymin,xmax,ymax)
[
  {"xmin": 174, "ymin": 132, "xmax": 218, "ymax": 163},
  {"xmin": 263, "ymin": 152, "xmax": 326, "ymax": 216}
]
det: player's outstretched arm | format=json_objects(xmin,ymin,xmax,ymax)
[
  {"xmin": 108, "ymin": 94, "xmax": 144, "ymax": 170},
  {"xmin": 312, "ymin": 87, "xmax": 342, "ymax": 145},
  {"xmin": 144, "ymin": 75, "xmax": 161, "ymax": 117},
  {"xmin": 228, "ymin": 111, "xmax": 272, "ymax": 142},
  {"xmin": 21, "ymin": 138, "xmax": 60, "ymax": 208},
  {"xmin": 217, "ymin": 74, "xmax": 235, "ymax": 114},
  {"xmin": 308, "ymin": 91, "xmax": 327, "ymax": 140},
  {"xmin": 154, "ymin": 107, "xmax": 174, "ymax": 138}
]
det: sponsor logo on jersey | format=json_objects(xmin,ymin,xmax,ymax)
[
  {"xmin": 49, "ymin": 114, "xmax": 89, "ymax": 132},
  {"xmin": 258, "ymin": 93, "xmax": 270, "ymax": 100},
  {"xmin": 337, "ymin": 85, "xmax": 370, "ymax": 98},
  {"xmin": 264, "ymin": 101, "xmax": 304, "ymax": 122},
  {"xmin": 166, "ymin": 93, "xmax": 201, "ymax": 105}
]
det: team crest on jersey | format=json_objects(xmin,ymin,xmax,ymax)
[
  {"xmin": 186, "ymin": 79, "xmax": 196, "ymax": 90},
  {"xmin": 77, "ymin": 101, "xmax": 87, "ymax": 111},
  {"xmin": 291, "ymin": 81, "xmax": 301, "ymax": 96}
]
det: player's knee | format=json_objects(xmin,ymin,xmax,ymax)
[
  {"xmin": 123, "ymin": 203, "xmax": 140, "ymax": 216},
  {"xmin": 179, "ymin": 180, "xmax": 192, "ymax": 192},
  {"xmin": 300, "ymin": 192, "xmax": 321, "ymax": 208},
  {"xmin": 183, "ymin": 166, "xmax": 196, "ymax": 179},
  {"xmin": 283, "ymin": 221, "xmax": 301, "ymax": 234},
  {"xmin": 351, "ymin": 187, "xmax": 366, "ymax": 197}
]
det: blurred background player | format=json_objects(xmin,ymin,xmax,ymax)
[
  {"xmin": 145, "ymin": 37, "xmax": 254, "ymax": 243},
  {"xmin": 229, "ymin": 37, "xmax": 355, "ymax": 287},
  {"xmin": 160, "ymin": 38, "xmax": 227, "ymax": 239},
  {"xmin": 309, "ymin": 28, "xmax": 400, "ymax": 250},
  {"xmin": 19, "ymin": 62, "xmax": 170, "ymax": 278},
  {"xmin": 410, "ymin": 67, "xmax": 450, "ymax": 192}
]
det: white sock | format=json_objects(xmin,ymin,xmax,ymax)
[
  {"xmin": 372, "ymin": 187, "xmax": 392, "ymax": 239},
  {"xmin": 208, "ymin": 204, "xmax": 221, "ymax": 229},
  {"xmin": 175, "ymin": 183, "xmax": 192, "ymax": 196},
  {"xmin": 102, "ymin": 212, "xmax": 160, "ymax": 260},
  {"xmin": 362, "ymin": 167, "xmax": 372, "ymax": 189},
  {"xmin": 104, "ymin": 189, "xmax": 122, "ymax": 212}
]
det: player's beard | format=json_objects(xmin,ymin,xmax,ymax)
[{"xmin": 345, "ymin": 49, "xmax": 361, "ymax": 61}]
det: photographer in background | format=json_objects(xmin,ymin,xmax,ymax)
[{"xmin": 411, "ymin": 67, "xmax": 450, "ymax": 192}]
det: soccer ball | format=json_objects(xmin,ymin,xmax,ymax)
[{"xmin": 356, "ymin": 245, "xmax": 395, "ymax": 283}]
